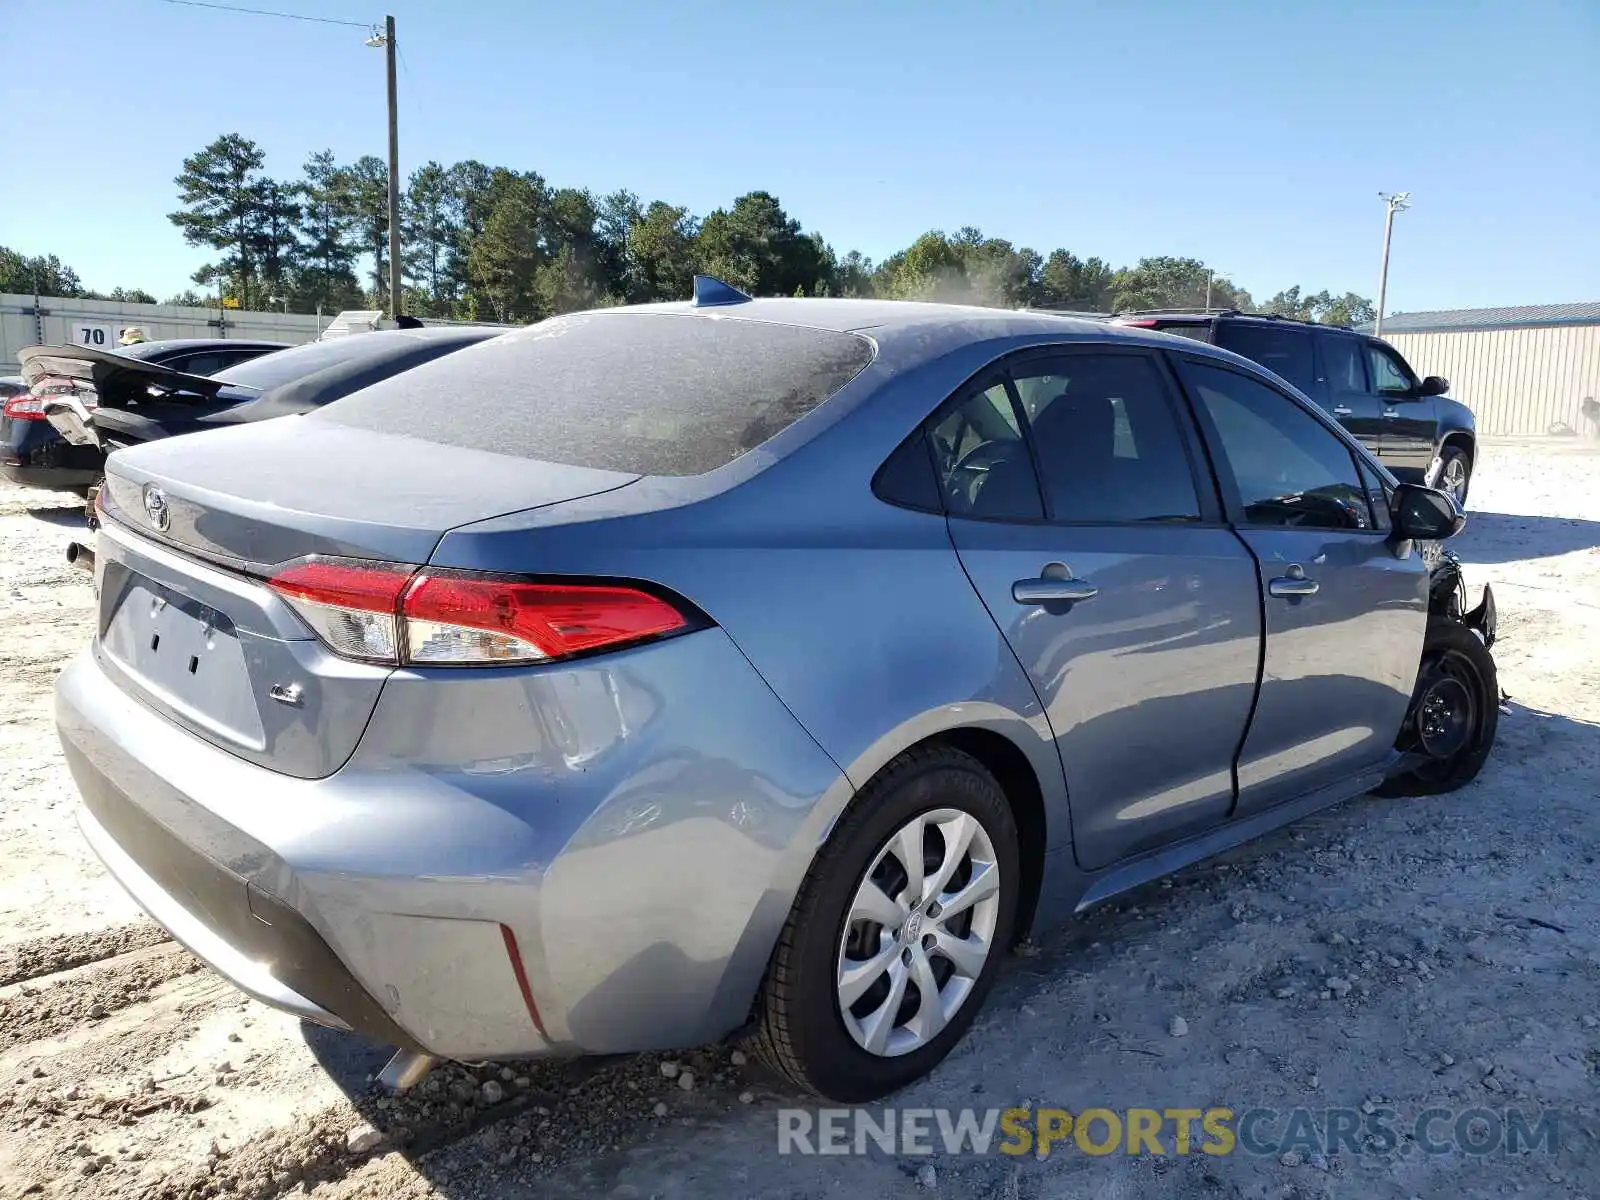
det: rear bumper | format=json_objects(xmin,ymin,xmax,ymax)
[
  {"xmin": 2, "ymin": 421, "xmax": 102, "ymax": 490},
  {"xmin": 75, "ymin": 799, "xmax": 412, "ymax": 1045},
  {"xmin": 56, "ymin": 625, "xmax": 846, "ymax": 1061}
]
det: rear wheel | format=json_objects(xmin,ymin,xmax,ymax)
[
  {"xmin": 754, "ymin": 745, "xmax": 1019, "ymax": 1101},
  {"xmin": 1376, "ymin": 617, "xmax": 1498, "ymax": 796}
]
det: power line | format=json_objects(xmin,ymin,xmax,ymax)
[{"xmin": 156, "ymin": 0, "xmax": 371, "ymax": 29}]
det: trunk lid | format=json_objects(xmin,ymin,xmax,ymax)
[{"xmin": 95, "ymin": 420, "xmax": 639, "ymax": 778}]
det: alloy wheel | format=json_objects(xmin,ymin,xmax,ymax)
[
  {"xmin": 836, "ymin": 807, "xmax": 1001, "ymax": 1057},
  {"xmin": 1442, "ymin": 455, "xmax": 1469, "ymax": 505}
]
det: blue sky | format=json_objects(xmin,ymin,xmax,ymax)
[{"xmin": 3, "ymin": 0, "xmax": 1596, "ymax": 312}]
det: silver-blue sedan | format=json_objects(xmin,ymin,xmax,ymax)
[{"xmin": 56, "ymin": 280, "xmax": 1497, "ymax": 1103}]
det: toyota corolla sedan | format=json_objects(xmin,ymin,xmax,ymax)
[{"xmin": 56, "ymin": 281, "xmax": 1497, "ymax": 1103}]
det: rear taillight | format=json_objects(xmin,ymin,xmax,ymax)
[
  {"xmin": 2, "ymin": 395, "xmax": 46, "ymax": 421},
  {"xmin": 266, "ymin": 559, "xmax": 414, "ymax": 662},
  {"xmin": 1119, "ymin": 319, "xmax": 1161, "ymax": 328},
  {"xmin": 265, "ymin": 557, "xmax": 692, "ymax": 667}
]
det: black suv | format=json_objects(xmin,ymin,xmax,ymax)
[{"xmin": 1110, "ymin": 312, "xmax": 1477, "ymax": 504}]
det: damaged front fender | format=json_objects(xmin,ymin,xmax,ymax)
[{"xmin": 1423, "ymin": 543, "xmax": 1497, "ymax": 649}]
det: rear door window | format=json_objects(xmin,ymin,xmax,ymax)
[
  {"xmin": 1015, "ymin": 354, "xmax": 1202, "ymax": 523},
  {"xmin": 315, "ymin": 314, "xmax": 875, "ymax": 477},
  {"xmin": 1214, "ymin": 323, "xmax": 1318, "ymax": 396},
  {"xmin": 1319, "ymin": 333, "xmax": 1368, "ymax": 393}
]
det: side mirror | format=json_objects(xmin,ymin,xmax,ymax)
[
  {"xmin": 1392, "ymin": 483, "xmax": 1465, "ymax": 541},
  {"xmin": 1419, "ymin": 375, "xmax": 1449, "ymax": 397}
]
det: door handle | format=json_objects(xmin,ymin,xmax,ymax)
[
  {"xmin": 1382, "ymin": 408, "xmax": 1401, "ymax": 419},
  {"xmin": 1013, "ymin": 564, "xmax": 1098, "ymax": 605},
  {"xmin": 1331, "ymin": 405, "xmax": 1353, "ymax": 417},
  {"xmin": 1267, "ymin": 563, "xmax": 1319, "ymax": 598}
]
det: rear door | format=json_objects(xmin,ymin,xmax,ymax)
[
  {"xmin": 1316, "ymin": 330, "xmax": 1386, "ymax": 455},
  {"xmin": 938, "ymin": 348, "xmax": 1262, "ymax": 870},
  {"xmin": 1364, "ymin": 339, "xmax": 1436, "ymax": 477},
  {"xmin": 1173, "ymin": 356, "xmax": 1427, "ymax": 813}
]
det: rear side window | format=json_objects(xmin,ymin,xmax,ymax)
[
  {"xmin": 1320, "ymin": 334, "xmax": 1368, "ymax": 393},
  {"xmin": 1214, "ymin": 323, "xmax": 1317, "ymax": 396},
  {"xmin": 315, "ymin": 314, "xmax": 874, "ymax": 477}
]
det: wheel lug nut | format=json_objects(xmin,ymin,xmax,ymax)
[
  {"xmin": 902, "ymin": 947, "xmax": 913, "ymax": 965},
  {"xmin": 926, "ymin": 903, "xmax": 941, "ymax": 918}
]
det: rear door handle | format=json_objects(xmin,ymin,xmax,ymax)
[
  {"xmin": 1331, "ymin": 405, "xmax": 1353, "ymax": 417},
  {"xmin": 1382, "ymin": 408, "xmax": 1401, "ymax": 419},
  {"xmin": 1267, "ymin": 564, "xmax": 1319, "ymax": 598},
  {"xmin": 1013, "ymin": 573, "xmax": 1098, "ymax": 605}
]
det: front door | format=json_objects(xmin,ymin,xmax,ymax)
[
  {"xmin": 1173, "ymin": 356, "xmax": 1428, "ymax": 813},
  {"xmin": 934, "ymin": 350, "xmax": 1261, "ymax": 870},
  {"xmin": 1364, "ymin": 339, "xmax": 1437, "ymax": 479}
]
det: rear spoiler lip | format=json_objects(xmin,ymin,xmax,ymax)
[{"xmin": 19, "ymin": 344, "xmax": 228, "ymax": 403}]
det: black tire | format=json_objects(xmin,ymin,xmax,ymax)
[
  {"xmin": 1375, "ymin": 617, "xmax": 1498, "ymax": 797},
  {"xmin": 1439, "ymin": 445, "xmax": 1471, "ymax": 507},
  {"xmin": 753, "ymin": 744, "xmax": 1019, "ymax": 1102}
]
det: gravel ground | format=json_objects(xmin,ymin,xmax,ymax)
[{"xmin": 0, "ymin": 439, "xmax": 1595, "ymax": 1200}]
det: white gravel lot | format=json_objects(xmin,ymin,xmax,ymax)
[{"xmin": 0, "ymin": 439, "xmax": 1595, "ymax": 1200}]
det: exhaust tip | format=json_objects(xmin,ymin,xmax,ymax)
[
  {"xmin": 377, "ymin": 1049, "xmax": 438, "ymax": 1091},
  {"xmin": 66, "ymin": 542, "xmax": 95, "ymax": 573}
]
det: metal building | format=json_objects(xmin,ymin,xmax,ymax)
[{"xmin": 1369, "ymin": 302, "xmax": 1600, "ymax": 437}]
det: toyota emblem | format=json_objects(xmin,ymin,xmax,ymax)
[{"xmin": 142, "ymin": 484, "xmax": 170, "ymax": 532}]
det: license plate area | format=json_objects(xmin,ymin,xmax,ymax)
[{"xmin": 102, "ymin": 577, "xmax": 266, "ymax": 748}]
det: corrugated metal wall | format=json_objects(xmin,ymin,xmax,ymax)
[
  {"xmin": 1, "ymin": 294, "xmax": 322, "ymax": 375},
  {"xmin": 1384, "ymin": 324, "xmax": 1600, "ymax": 436}
]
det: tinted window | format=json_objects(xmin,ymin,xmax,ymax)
[
  {"xmin": 172, "ymin": 352, "xmax": 229, "ymax": 377},
  {"xmin": 1320, "ymin": 334, "xmax": 1367, "ymax": 393},
  {"xmin": 1017, "ymin": 355, "xmax": 1201, "ymax": 523},
  {"xmin": 1215, "ymin": 323, "xmax": 1317, "ymax": 395},
  {"xmin": 873, "ymin": 433, "xmax": 941, "ymax": 512},
  {"xmin": 317, "ymin": 314, "xmax": 874, "ymax": 476},
  {"xmin": 1366, "ymin": 342, "xmax": 1418, "ymax": 396},
  {"xmin": 1151, "ymin": 322, "xmax": 1212, "ymax": 343},
  {"xmin": 930, "ymin": 381, "xmax": 1040, "ymax": 519},
  {"xmin": 212, "ymin": 337, "xmax": 390, "ymax": 390},
  {"xmin": 1180, "ymin": 361, "xmax": 1375, "ymax": 531}
]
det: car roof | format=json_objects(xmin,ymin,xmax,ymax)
[
  {"xmin": 563, "ymin": 297, "xmax": 1205, "ymax": 366},
  {"xmin": 1118, "ymin": 311, "xmax": 1363, "ymax": 336}
]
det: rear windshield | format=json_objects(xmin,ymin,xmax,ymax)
[
  {"xmin": 313, "ymin": 312, "xmax": 876, "ymax": 476},
  {"xmin": 212, "ymin": 336, "xmax": 398, "ymax": 391},
  {"xmin": 1151, "ymin": 322, "xmax": 1212, "ymax": 343}
]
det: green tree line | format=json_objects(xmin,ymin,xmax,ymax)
[{"xmin": 5, "ymin": 131, "xmax": 1375, "ymax": 327}]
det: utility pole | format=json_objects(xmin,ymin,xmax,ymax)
[
  {"xmin": 369, "ymin": 16, "xmax": 402, "ymax": 320},
  {"xmin": 1375, "ymin": 192, "xmax": 1410, "ymax": 337}
]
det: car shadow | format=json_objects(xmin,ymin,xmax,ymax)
[
  {"xmin": 296, "ymin": 697, "xmax": 1598, "ymax": 1196},
  {"xmin": 1455, "ymin": 510, "xmax": 1600, "ymax": 565},
  {"xmin": 25, "ymin": 503, "xmax": 88, "ymax": 530}
]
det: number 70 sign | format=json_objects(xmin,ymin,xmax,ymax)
[{"xmin": 73, "ymin": 323, "xmax": 118, "ymax": 348}]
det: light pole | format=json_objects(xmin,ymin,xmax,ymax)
[
  {"xmin": 1375, "ymin": 192, "xmax": 1410, "ymax": 337},
  {"xmin": 367, "ymin": 16, "xmax": 402, "ymax": 320}
]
